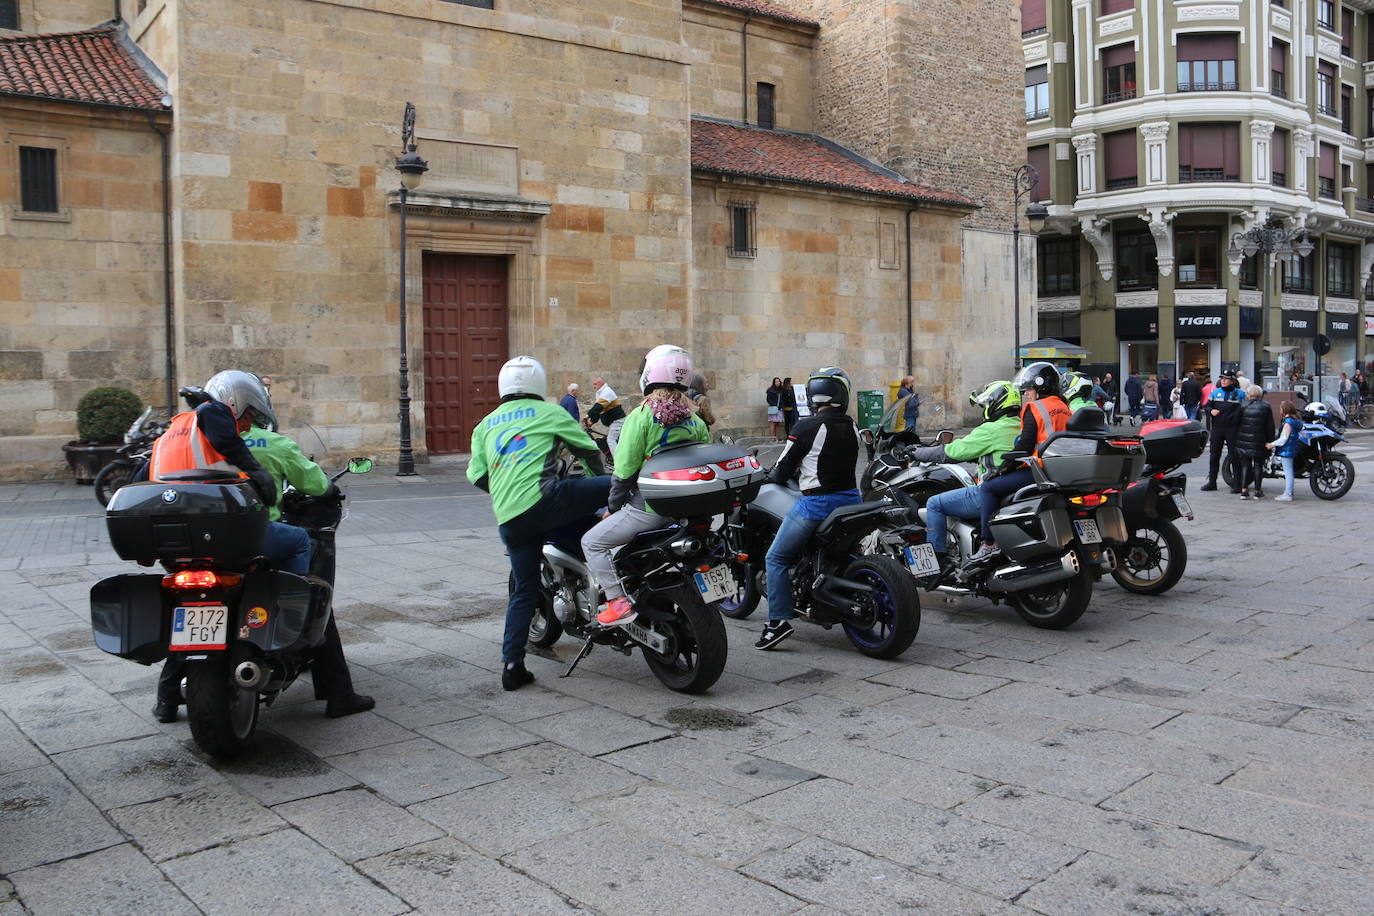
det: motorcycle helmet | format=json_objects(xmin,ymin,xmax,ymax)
[
  {"xmin": 1303, "ymin": 401, "xmax": 1329, "ymax": 421},
  {"xmin": 498, "ymin": 356, "xmax": 548, "ymax": 401},
  {"xmin": 204, "ymin": 370, "xmax": 276, "ymax": 429},
  {"xmin": 639, "ymin": 344, "xmax": 693, "ymax": 393},
  {"xmin": 1012, "ymin": 361, "xmax": 1062, "ymax": 399},
  {"xmin": 969, "ymin": 380, "xmax": 1021, "ymax": 423},
  {"xmin": 806, "ymin": 367, "xmax": 851, "ymax": 411},
  {"xmin": 1060, "ymin": 370, "xmax": 1093, "ymax": 402}
]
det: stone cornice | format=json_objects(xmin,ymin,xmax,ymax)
[{"xmin": 387, "ymin": 191, "xmax": 552, "ymax": 221}]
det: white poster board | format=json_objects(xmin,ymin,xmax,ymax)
[{"xmin": 793, "ymin": 383, "xmax": 811, "ymax": 417}]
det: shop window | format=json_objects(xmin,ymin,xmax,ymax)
[
  {"xmin": 1174, "ymin": 227, "xmax": 1221, "ymax": 288},
  {"xmin": 1327, "ymin": 242, "xmax": 1356, "ymax": 297},
  {"xmin": 19, "ymin": 146, "xmax": 59, "ymax": 213},
  {"xmin": 1282, "ymin": 252, "xmax": 1314, "ymax": 293},
  {"xmin": 727, "ymin": 200, "xmax": 755, "ymax": 258},
  {"xmin": 1025, "ymin": 66, "xmax": 1049, "ymax": 120},
  {"xmin": 1038, "ymin": 236, "xmax": 1079, "ymax": 296},
  {"xmin": 1116, "ymin": 228, "xmax": 1158, "ymax": 291}
]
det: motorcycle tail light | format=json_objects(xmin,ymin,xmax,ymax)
[
  {"xmin": 736, "ymin": 553, "xmax": 749, "ymax": 562},
  {"xmin": 1070, "ymin": 494, "xmax": 1107, "ymax": 507},
  {"xmin": 903, "ymin": 530, "xmax": 927, "ymax": 544},
  {"xmin": 163, "ymin": 570, "xmax": 241, "ymax": 590},
  {"xmin": 652, "ymin": 466, "xmax": 716, "ymax": 482},
  {"xmin": 746, "ymin": 456, "xmax": 762, "ymax": 470},
  {"xmin": 696, "ymin": 564, "xmax": 712, "ymax": 573}
]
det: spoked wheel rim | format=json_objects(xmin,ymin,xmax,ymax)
[
  {"xmin": 1313, "ymin": 460, "xmax": 1349, "ymax": 495},
  {"xmin": 229, "ymin": 686, "xmax": 258, "ymax": 741},
  {"xmin": 1015, "ymin": 584, "xmax": 1073, "ymax": 620},
  {"xmin": 843, "ymin": 569, "xmax": 896, "ymax": 649},
  {"xmin": 1117, "ymin": 528, "xmax": 1169, "ymax": 587}
]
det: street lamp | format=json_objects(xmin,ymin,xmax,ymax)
[
  {"xmin": 1226, "ymin": 216, "xmax": 1313, "ymax": 384},
  {"xmin": 394, "ymin": 102, "xmax": 428, "ymax": 477},
  {"xmin": 1012, "ymin": 163, "xmax": 1048, "ymax": 365}
]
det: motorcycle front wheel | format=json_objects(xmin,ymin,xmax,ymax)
[
  {"xmin": 1111, "ymin": 519, "xmax": 1187, "ymax": 595},
  {"xmin": 1310, "ymin": 455, "xmax": 1355, "ymax": 500},
  {"xmin": 840, "ymin": 555, "xmax": 921, "ymax": 659},
  {"xmin": 1008, "ymin": 570, "xmax": 1093, "ymax": 629},
  {"xmin": 716, "ymin": 559, "xmax": 761, "ymax": 619},
  {"xmin": 185, "ymin": 657, "xmax": 260, "ymax": 759},
  {"xmin": 94, "ymin": 458, "xmax": 138, "ymax": 507},
  {"xmin": 641, "ymin": 586, "xmax": 728, "ymax": 694}
]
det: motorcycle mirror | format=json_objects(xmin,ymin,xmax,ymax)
[
  {"xmin": 347, "ymin": 457, "xmax": 374, "ymax": 474},
  {"xmin": 859, "ymin": 428, "xmax": 875, "ymax": 446},
  {"xmin": 937, "ymin": 430, "xmax": 954, "ymax": 445}
]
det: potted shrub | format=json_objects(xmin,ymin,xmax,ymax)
[{"xmin": 63, "ymin": 387, "xmax": 143, "ymax": 484}]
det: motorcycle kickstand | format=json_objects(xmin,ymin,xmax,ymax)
[{"xmin": 560, "ymin": 635, "xmax": 597, "ymax": 678}]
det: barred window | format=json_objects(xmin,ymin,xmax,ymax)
[
  {"xmin": 727, "ymin": 200, "xmax": 756, "ymax": 258},
  {"xmin": 19, "ymin": 146, "xmax": 59, "ymax": 213}
]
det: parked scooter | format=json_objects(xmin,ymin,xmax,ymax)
[
  {"xmin": 93, "ymin": 407, "xmax": 167, "ymax": 507},
  {"xmin": 1220, "ymin": 397, "xmax": 1355, "ymax": 500},
  {"xmin": 90, "ymin": 457, "xmax": 373, "ymax": 758}
]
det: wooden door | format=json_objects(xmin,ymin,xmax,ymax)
[{"xmin": 422, "ymin": 253, "xmax": 508, "ymax": 454}]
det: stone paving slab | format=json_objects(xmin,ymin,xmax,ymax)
[{"xmin": 8, "ymin": 843, "xmax": 198, "ymax": 915}]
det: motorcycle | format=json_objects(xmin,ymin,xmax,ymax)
[
  {"xmin": 90, "ymin": 456, "xmax": 373, "ymax": 758},
  {"xmin": 859, "ymin": 405, "xmax": 1140, "ymax": 629},
  {"xmin": 523, "ymin": 442, "xmax": 762, "ymax": 693},
  {"xmin": 1220, "ymin": 397, "xmax": 1355, "ymax": 500},
  {"xmin": 94, "ymin": 406, "xmax": 167, "ymax": 507}
]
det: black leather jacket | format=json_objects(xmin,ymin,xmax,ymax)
[{"xmin": 1235, "ymin": 399, "xmax": 1276, "ymax": 456}]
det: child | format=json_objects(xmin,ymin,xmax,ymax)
[
  {"xmin": 581, "ymin": 345, "xmax": 709, "ymax": 626},
  {"xmin": 1266, "ymin": 401, "xmax": 1303, "ymax": 502}
]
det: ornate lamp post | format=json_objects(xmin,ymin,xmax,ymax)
[
  {"xmin": 1227, "ymin": 216, "xmax": 1314, "ymax": 382},
  {"xmin": 394, "ymin": 102, "xmax": 428, "ymax": 476},
  {"xmin": 1012, "ymin": 163, "xmax": 1049, "ymax": 365}
]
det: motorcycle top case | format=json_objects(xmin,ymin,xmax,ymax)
[
  {"xmin": 638, "ymin": 442, "xmax": 767, "ymax": 518},
  {"xmin": 1036, "ymin": 433, "xmax": 1146, "ymax": 490},
  {"xmin": 106, "ymin": 479, "xmax": 268, "ymax": 567},
  {"xmin": 1139, "ymin": 419, "xmax": 1206, "ymax": 466}
]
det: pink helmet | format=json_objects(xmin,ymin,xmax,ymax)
[{"xmin": 639, "ymin": 344, "xmax": 693, "ymax": 393}]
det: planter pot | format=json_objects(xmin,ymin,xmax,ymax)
[{"xmin": 63, "ymin": 442, "xmax": 121, "ymax": 485}]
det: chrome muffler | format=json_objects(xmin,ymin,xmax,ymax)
[
  {"xmin": 234, "ymin": 660, "xmax": 265, "ymax": 690},
  {"xmin": 983, "ymin": 550, "xmax": 1079, "ymax": 595}
]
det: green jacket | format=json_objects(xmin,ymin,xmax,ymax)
[
  {"xmin": 467, "ymin": 397, "xmax": 604, "ymax": 524},
  {"xmin": 609, "ymin": 403, "xmax": 710, "ymax": 513},
  {"xmin": 240, "ymin": 428, "xmax": 329, "ymax": 522},
  {"xmin": 907, "ymin": 414, "xmax": 1019, "ymax": 481},
  {"xmin": 1067, "ymin": 394, "xmax": 1095, "ymax": 412}
]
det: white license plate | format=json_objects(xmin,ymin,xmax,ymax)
[
  {"xmin": 1172, "ymin": 494, "xmax": 1193, "ymax": 519},
  {"xmin": 903, "ymin": 544, "xmax": 941, "ymax": 576},
  {"xmin": 694, "ymin": 565, "xmax": 737, "ymax": 603},
  {"xmin": 169, "ymin": 604, "xmax": 228, "ymax": 651},
  {"xmin": 1073, "ymin": 519, "xmax": 1102, "ymax": 544}
]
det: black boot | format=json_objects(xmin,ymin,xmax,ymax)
[
  {"xmin": 152, "ymin": 700, "xmax": 179, "ymax": 723},
  {"xmin": 325, "ymin": 693, "xmax": 375, "ymax": 718},
  {"xmin": 502, "ymin": 663, "xmax": 535, "ymax": 691}
]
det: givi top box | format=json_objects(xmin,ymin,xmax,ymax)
[
  {"xmin": 106, "ymin": 480, "xmax": 268, "ymax": 567},
  {"xmin": 638, "ymin": 443, "xmax": 767, "ymax": 518}
]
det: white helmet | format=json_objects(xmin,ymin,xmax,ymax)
[
  {"xmin": 1304, "ymin": 401, "xmax": 1329, "ymax": 420},
  {"xmin": 498, "ymin": 356, "xmax": 547, "ymax": 400},
  {"xmin": 204, "ymin": 370, "xmax": 275, "ymax": 428},
  {"xmin": 639, "ymin": 344, "xmax": 693, "ymax": 393}
]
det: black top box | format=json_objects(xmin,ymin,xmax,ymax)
[{"xmin": 106, "ymin": 480, "xmax": 269, "ymax": 567}]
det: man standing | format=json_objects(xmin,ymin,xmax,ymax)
[
  {"xmin": 1200, "ymin": 370, "xmax": 1244, "ymax": 492},
  {"xmin": 586, "ymin": 377, "xmax": 627, "ymax": 452},
  {"xmin": 559, "ymin": 383, "xmax": 581, "ymax": 421},
  {"xmin": 1124, "ymin": 372, "xmax": 1144, "ymax": 424},
  {"xmin": 1179, "ymin": 371, "xmax": 1203, "ymax": 420},
  {"xmin": 1101, "ymin": 372, "xmax": 1119, "ymax": 421}
]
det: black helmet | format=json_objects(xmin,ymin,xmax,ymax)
[
  {"xmin": 806, "ymin": 366, "xmax": 851, "ymax": 411},
  {"xmin": 1012, "ymin": 361, "xmax": 1062, "ymax": 399},
  {"xmin": 1219, "ymin": 369, "xmax": 1238, "ymax": 384}
]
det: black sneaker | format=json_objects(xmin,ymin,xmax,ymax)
[
  {"xmin": 755, "ymin": 620, "xmax": 794, "ymax": 651},
  {"xmin": 502, "ymin": 663, "xmax": 535, "ymax": 691}
]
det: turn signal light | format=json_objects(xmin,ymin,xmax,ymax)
[
  {"xmin": 696, "ymin": 564, "xmax": 712, "ymax": 573},
  {"xmin": 163, "ymin": 570, "xmax": 241, "ymax": 589},
  {"xmin": 735, "ymin": 553, "xmax": 749, "ymax": 562}
]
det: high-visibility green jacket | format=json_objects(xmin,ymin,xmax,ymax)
[{"xmin": 240, "ymin": 428, "xmax": 329, "ymax": 522}]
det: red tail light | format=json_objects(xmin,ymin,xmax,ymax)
[
  {"xmin": 652, "ymin": 465, "xmax": 716, "ymax": 482},
  {"xmin": 746, "ymin": 456, "xmax": 762, "ymax": 470},
  {"xmin": 163, "ymin": 570, "xmax": 240, "ymax": 589},
  {"xmin": 718, "ymin": 458, "xmax": 745, "ymax": 471},
  {"xmin": 1070, "ymin": 493, "xmax": 1107, "ymax": 507}
]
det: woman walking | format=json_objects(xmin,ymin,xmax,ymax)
[
  {"xmin": 780, "ymin": 377, "xmax": 798, "ymax": 435},
  {"xmin": 1235, "ymin": 385, "xmax": 1275, "ymax": 500},
  {"xmin": 1267, "ymin": 401, "xmax": 1303, "ymax": 501},
  {"xmin": 766, "ymin": 377, "xmax": 784, "ymax": 439}
]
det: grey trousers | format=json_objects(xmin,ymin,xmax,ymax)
[
  {"xmin": 581, "ymin": 504, "xmax": 662, "ymax": 599},
  {"xmin": 606, "ymin": 417, "xmax": 626, "ymax": 454}
]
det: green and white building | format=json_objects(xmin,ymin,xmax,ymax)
[{"xmin": 1024, "ymin": 0, "xmax": 1374, "ymax": 383}]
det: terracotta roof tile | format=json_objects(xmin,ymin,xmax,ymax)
[
  {"xmin": 691, "ymin": 118, "xmax": 978, "ymax": 208},
  {"xmin": 0, "ymin": 25, "xmax": 166, "ymax": 110},
  {"xmin": 696, "ymin": 0, "xmax": 819, "ymax": 27}
]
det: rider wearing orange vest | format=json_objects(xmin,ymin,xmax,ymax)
[
  {"xmin": 147, "ymin": 377, "xmax": 276, "ymax": 507},
  {"xmin": 968, "ymin": 361, "xmax": 1072, "ymax": 566}
]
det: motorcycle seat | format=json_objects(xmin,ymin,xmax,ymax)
[{"xmin": 815, "ymin": 501, "xmax": 887, "ymax": 536}]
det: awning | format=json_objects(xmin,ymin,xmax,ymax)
[{"xmin": 1017, "ymin": 338, "xmax": 1090, "ymax": 359}]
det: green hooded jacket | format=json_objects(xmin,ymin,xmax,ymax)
[{"xmin": 240, "ymin": 428, "xmax": 329, "ymax": 522}]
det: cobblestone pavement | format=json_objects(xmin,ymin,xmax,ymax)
[{"xmin": 4, "ymin": 434, "xmax": 1374, "ymax": 914}]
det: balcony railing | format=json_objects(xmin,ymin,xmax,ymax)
[
  {"xmin": 1356, "ymin": 197, "xmax": 1374, "ymax": 213},
  {"xmin": 1272, "ymin": 171, "xmax": 1286, "ymax": 187},
  {"xmin": 1176, "ymin": 266, "xmax": 1220, "ymax": 288},
  {"xmin": 1102, "ymin": 89, "xmax": 1137, "ymax": 104},
  {"xmin": 1118, "ymin": 276, "xmax": 1160, "ymax": 291},
  {"xmin": 1330, "ymin": 280, "xmax": 1356, "ymax": 297},
  {"xmin": 1022, "ymin": 26, "xmax": 1047, "ymax": 37},
  {"xmin": 1318, "ymin": 103, "xmax": 1339, "ymax": 117},
  {"xmin": 1179, "ymin": 167, "xmax": 1238, "ymax": 182},
  {"xmin": 1319, "ymin": 177, "xmax": 1338, "ymax": 198},
  {"xmin": 1105, "ymin": 176, "xmax": 1139, "ymax": 190},
  {"xmin": 1026, "ymin": 107, "xmax": 1049, "ymax": 120},
  {"xmin": 1178, "ymin": 81, "xmax": 1238, "ymax": 92},
  {"xmin": 1270, "ymin": 84, "xmax": 1287, "ymax": 99}
]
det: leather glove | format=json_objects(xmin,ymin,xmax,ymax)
[{"xmin": 904, "ymin": 444, "xmax": 947, "ymax": 464}]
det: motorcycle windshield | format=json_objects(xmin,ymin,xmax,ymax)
[
  {"xmin": 274, "ymin": 416, "xmax": 330, "ymax": 466},
  {"xmin": 1323, "ymin": 396, "xmax": 1346, "ymax": 424}
]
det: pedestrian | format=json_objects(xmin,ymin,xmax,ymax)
[
  {"xmin": 586, "ymin": 376, "xmax": 627, "ymax": 452},
  {"xmin": 1124, "ymin": 372, "xmax": 1143, "ymax": 424},
  {"xmin": 1179, "ymin": 370, "xmax": 1203, "ymax": 420},
  {"xmin": 1142, "ymin": 374, "xmax": 1159, "ymax": 422},
  {"xmin": 559, "ymin": 383, "xmax": 581, "ymax": 421},
  {"xmin": 1200, "ymin": 375, "xmax": 1216, "ymax": 424},
  {"xmin": 780, "ymin": 376, "xmax": 798, "ymax": 434},
  {"xmin": 1339, "ymin": 372, "xmax": 1355, "ymax": 410},
  {"xmin": 1355, "ymin": 369, "xmax": 1369, "ymax": 399},
  {"xmin": 1200, "ymin": 370, "xmax": 1243, "ymax": 492},
  {"xmin": 1158, "ymin": 373, "xmax": 1174, "ymax": 409},
  {"xmin": 766, "ymin": 377, "xmax": 784, "ymax": 439},
  {"xmin": 687, "ymin": 372, "xmax": 715, "ymax": 427},
  {"xmin": 897, "ymin": 375, "xmax": 920, "ymax": 430},
  {"xmin": 1235, "ymin": 384, "xmax": 1275, "ymax": 500},
  {"xmin": 1267, "ymin": 401, "xmax": 1303, "ymax": 502},
  {"xmin": 1101, "ymin": 372, "xmax": 1119, "ymax": 420}
]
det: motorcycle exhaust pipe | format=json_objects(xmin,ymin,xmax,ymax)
[
  {"xmin": 234, "ymin": 660, "xmax": 265, "ymax": 690},
  {"xmin": 984, "ymin": 551, "xmax": 1079, "ymax": 595}
]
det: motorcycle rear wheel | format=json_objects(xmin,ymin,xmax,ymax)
[
  {"xmin": 641, "ymin": 586, "xmax": 728, "ymax": 694},
  {"xmin": 1008, "ymin": 570, "xmax": 1093, "ymax": 629},
  {"xmin": 840, "ymin": 555, "xmax": 921, "ymax": 659},
  {"xmin": 185, "ymin": 657, "xmax": 260, "ymax": 759},
  {"xmin": 716, "ymin": 559, "xmax": 761, "ymax": 619},
  {"xmin": 94, "ymin": 458, "xmax": 138, "ymax": 507},
  {"xmin": 1310, "ymin": 455, "xmax": 1354, "ymax": 500},
  {"xmin": 1111, "ymin": 519, "xmax": 1187, "ymax": 595}
]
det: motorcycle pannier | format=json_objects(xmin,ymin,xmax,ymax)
[
  {"xmin": 1139, "ymin": 419, "xmax": 1207, "ymax": 466},
  {"xmin": 106, "ymin": 480, "xmax": 269, "ymax": 566},
  {"xmin": 639, "ymin": 443, "xmax": 768, "ymax": 518},
  {"xmin": 1036, "ymin": 434, "xmax": 1146, "ymax": 490}
]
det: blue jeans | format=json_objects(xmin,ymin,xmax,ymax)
[
  {"xmin": 764, "ymin": 489, "xmax": 860, "ymax": 621},
  {"xmin": 1184, "ymin": 404, "xmax": 1198, "ymax": 420},
  {"xmin": 1280, "ymin": 455, "xmax": 1296, "ymax": 496},
  {"xmin": 263, "ymin": 521, "xmax": 311, "ymax": 575},
  {"xmin": 923, "ymin": 486, "xmax": 981, "ymax": 556},
  {"xmin": 498, "ymin": 476, "xmax": 612, "ymax": 663},
  {"xmin": 979, "ymin": 468, "xmax": 1034, "ymax": 542}
]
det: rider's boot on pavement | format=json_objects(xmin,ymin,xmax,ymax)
[
  {"xmin": 502, "ymin": 662, "xmax": 535, "ymax": 691},
  {"xmin": 152, "ymin": 700, "xmax": 180, "ymax": 723},
  {"xmin": 325, "ymin": 692, "xmax": 376, "ymax": 718},
  {"xmin": 1199, "ymin": 480, "xmax": 1218, "ymax": 491}
]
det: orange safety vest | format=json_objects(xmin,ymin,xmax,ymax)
[
  {"xmin": 149, "ymin": 411, "xmax": 244, "ymax": 481},
  {"xmin": 1021, "ymin": 396, "xmax": 1071, "ymax": 448}
]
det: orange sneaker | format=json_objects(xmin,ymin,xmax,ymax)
[{"xmin": 596, "ymin": 596, "xmax": 637, "ymax": 627}]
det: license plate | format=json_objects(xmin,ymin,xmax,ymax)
[
  {"xmin": 1172, "ymin": 494, "xmax": 1193, "ymax": 519},
  {"xmin": 694, "ymin": 564, "xmax": 737, "ymax": 603},
  {"xmin": 903, "ymin": 543, "xmax": 940, "ymax": 576},
  {"xmin": 1073, "ymin": 519, "xmax": 1102, "ymax": 544},
  {"xmin": 169, "ymin": 604, "xmax": 228, "ymax": 651}
]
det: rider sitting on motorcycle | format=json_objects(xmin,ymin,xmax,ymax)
[
  {"xmin": 468, "ymin": 356, "xmax": 609, "ymax": 691},
  {"xmin": 582, "ymin": 345, "xmax": 709, "ymax": 628},
  {"xmin": 756, "ymin": 367, "xmax": 861, "ymax": 651},
  {"xmin": 967, "ymin": 361, "xmax": 1071, "ymax": 567},
  {"xmin": 1061, "ymin": 370, "xmax": 1096, "ymax": 412},
  {"xmin": 901, "ymin": 380, "xmax": 1020, "ymax": 580}
]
